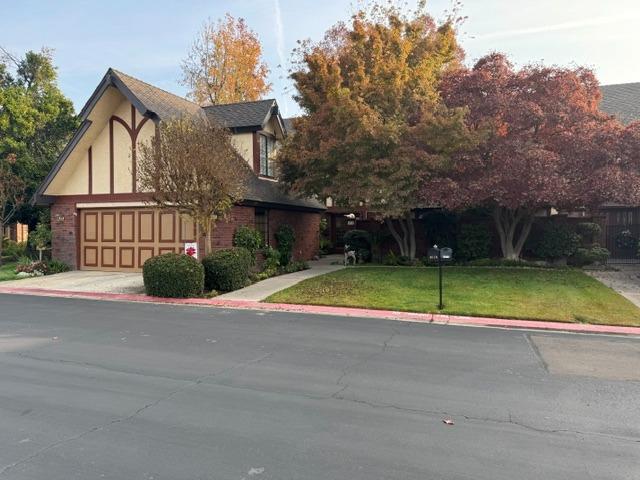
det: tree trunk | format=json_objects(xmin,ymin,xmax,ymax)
[
  {"xmin": 0, "ymin": 221, "xmax": 3, "ymax": 266},
  {"xmin": 385, "ymin": 215, "xmax": 417, "ymax": 260},
  {"xmin": 492, "ymin": 206, "xmax": 535, "ymax": 260}
]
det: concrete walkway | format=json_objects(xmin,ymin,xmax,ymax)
[
  {"xmin": 217, "ymin": 255, "xmax": 344, "ymax": 301},
  {"xmin": 587, "ymin": 265, "xmax": 640, "ymax": 308},
  {"xmin": 1, "ymin": 270, "xmax": 145, "ymax": 294}
]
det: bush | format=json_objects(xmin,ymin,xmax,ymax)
[
  {"xmin": 29, "ymin": 222, "xmax": 52, "ymax": 261},
  {"xmin": 275, "ymin": 224, "xmax": 295, "ymax": 266},
  {"xmin": 262, "ymin": 246, "xmax": 281, "ymax": 271},
  {"xmin": 457, "ymin": 224, "xmax": 491, "ymax": 261},
  {"xmin": 48, "ymin": 259, "xmax": 71, "ymax": 274},
  {"xmin": 2, "ymin": 239, "xmax": 26, "ymax": 260},
  {"xmin": 569, "ymin": 245, "xmax": 610, "ymax": 267},
  {"xmin": 343, "ymin": 229, "xmax": 372, "ymax": 262},
  {"xmin": 202, "ymin": 247, "xmax": 252, "ymax": 292},
  {"xmin": 465, "ymin": 258, "xmax": 549, "ymax": 268},
  {"xmin": 576, "ymin": 222, "xmax": 602, "ymax": 244},
  {"xmin": 143, "ymin": 253, "xmax": 204, "ymax": 298},
  {"xmin": 383, "ymin": 251, "xmax": 414, "ymax": 266},
  {"xmin": 15, "ymin": 260, "xmax": 49, "ymax": 276},
  {"xmin": 383, "ymin": 250, "xmax": 398, "ymax": 265},
  {"xmin": 531, "ymin": 224, "xmax": 581, "ymax": 260},
  {"xmin": 233, "ymin": 225, "xmax": 263, "ymax": 264}
]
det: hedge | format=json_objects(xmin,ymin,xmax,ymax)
[
  {"xmin": 202, "ymin": 247, "xmax": 252, "ymax": 292},
  {"xmin": 143, "ymin": 253, "xmax": 204, "ymax": 298}
]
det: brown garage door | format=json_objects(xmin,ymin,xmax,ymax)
[{"xmin": 80, "ymin": 208, "xmax": 198, "ymax": 271}]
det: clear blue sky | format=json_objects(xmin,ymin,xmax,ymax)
[{"xmin": 3, "ymin": 0, "xmax": 640, "ymax": 117}]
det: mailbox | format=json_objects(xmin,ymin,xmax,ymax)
[{"xmin": 427, "ymin": 247, "xmax": 441, "ymax": 263}]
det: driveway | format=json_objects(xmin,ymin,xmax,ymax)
[
  {"xmin": 587, "ymin": 265, "xmax": 640, "ymax": 308},
  {"xmin": 0, "ymin": 294, "xmax": 638, "ymax": 479},
  {"xmin": 1, "ymin": 271, "xmax": 144, "ymax": 294}
]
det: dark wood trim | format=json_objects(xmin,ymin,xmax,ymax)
[
  {"xmin": 138, "ymin": 210, "xmax": 155, "ymax": 243},
  {"xmin": 100, "ymin": 211, "xmax": 116, "ymax": 242},
  {"xmin": 83, "ymin": 212, "xmax": 99, "ymax": 242},
  {"xmin": 83, "ymin": 246, "xmax": 98, "ymax": 267},
  {"xmin": 109, "ymin": 118, "xmax": 114, "ymax": 194},
  {"xmin": 101, "ymin": 246, "xmax": 116, "ymax": 267},
  {"xmin": 159, "ymin": 247, "xmax": 175, "ymax": 255},
  {"xmin": 88, "ymin": 147, "xmax": 93, "ymax": 195},
  {"xmin": 158, "ymin": 211, "xmax": 176, "ymax": 243},
  {"xmin": 138, "ymin": 247, "xmax": 154, "ymax": 268},
  {"xmin": 118, "ymin": 211, "xmax": 136, "ymax": 242},
  {"xmin": 118, "ymin": 247, "xmax": 135, "ymax": 268}
]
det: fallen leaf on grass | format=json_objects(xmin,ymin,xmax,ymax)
[{"xmin": 442, "ymin": 418, "xmax": 455, "ymax": 425}]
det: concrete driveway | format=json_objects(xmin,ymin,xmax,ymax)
[
  {"xmin": 587, "ymin": 265, "xmax": 640, "ymax": 308},
  {"xmin": 1, "ymin": 271, "xmax": 144, "ymax": 294}
]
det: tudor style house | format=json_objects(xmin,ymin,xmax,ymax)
[{"xmin": 34, "ymin": 69, "xmax": 324, "ymax": 272}]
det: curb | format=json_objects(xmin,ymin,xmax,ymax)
[{"xmin": 1, "ymin": 286, "xmax": 640, "ymax": 336}]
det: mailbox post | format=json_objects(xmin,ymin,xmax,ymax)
[{"xmin": 427, "ymin": 245, "xmax": 453, "ymax": 309}]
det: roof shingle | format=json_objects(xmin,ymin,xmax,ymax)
[
  {"xmin": 600, "ymin": 83, "xmax": 640, "ymax": 125},
  {"xmin": 203, "ymin": 99, "xmax": 276, "ymax": 129}
]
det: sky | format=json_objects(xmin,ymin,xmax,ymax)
[{"xmin": 2, "ymin": 0, "xmax": 640, "ymax": 117}]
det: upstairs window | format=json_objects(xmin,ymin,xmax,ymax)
[{"xmin": 259, "ymin": 134, "xmax": 276, "ymax": 177}]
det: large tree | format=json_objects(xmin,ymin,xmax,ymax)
[
  {"xmin": 181, "ymin": 14, "xmax": 271, "ymax": 105},
  {"xmin": 0, "ymin": 47, "xmax": 78, "ymax": 227},
  {"xmin": 277, "ymin": 2, "xmax": 471, "ymax": 259},
  {"xmin": 137, "ymin": 117, "xmax": 249, "ymax": 256},
  {"xmin": 0, "ymin": 154, "xmax": 25, "ymax": 264},
  {"xmin": 423, "ymin": 53, "xmax": 640, "ymax": 259}
]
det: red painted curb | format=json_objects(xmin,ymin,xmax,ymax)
[{"xmin": 1, "ymin": 286, "xmax": 640, "ymax": 336}]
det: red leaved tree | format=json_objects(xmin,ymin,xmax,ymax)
[{"xmin": 422, "ymin": 53, "xmax": 640, "ymax": 259}]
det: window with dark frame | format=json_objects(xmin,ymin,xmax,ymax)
[
  {"xmin": 255, "ymin": 208, "xmax": 269, "ymax": 246},
  {"xmin": 259, "ymin": 134, "xmax": 276, "ymax": 177}
]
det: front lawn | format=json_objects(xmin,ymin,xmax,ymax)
[
  {"xmin": 0, "ymin": 262, "xmax": 18, "ymax": 282},
  {"xmin": 266, "ymin": 266, "xmax": 640, "ymax": 326}
]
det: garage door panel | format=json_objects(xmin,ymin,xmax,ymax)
[
  {"xmin": 179, "ymin": 216, "xmax": 197, "ymax": 242},
  {"xmin": 101, "ymin": 247, "xmax": 116, "ymax": 267},
  {"xmin": 84, "ymin": 213, "xmax": 98, "ymax": 242},
  {"xmin": 119, "ymin": 212, "xmax": 135, "ymax": 242},
  {"xmin": 119, "ymin": 247, "xmax": 135, "ymax": 268},
  {"xmin": 101, "ymin": 212, "xmax": 116, "ymax": 242},
  {"xmin": 159, "ymin": 212, "xmax": 176, "ymax": 243},
  {"xmin": 138, "ymin": 211, "xmax": 155, "ymax": 242},
  {"xmin": 138, "ymin": 247, "xmax": 154, "ymax": 268},
  {"xmin": 84, "ymin": 246, "xmax": 98, "ymax": 267}
]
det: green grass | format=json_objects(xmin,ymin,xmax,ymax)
[
  {"xmin": 266, "ymin": 266, "xmax": 640, "ymax": 326},
  {"xmin": 0, "ymin": 262, "xmax": 18, "ymax": 282}
]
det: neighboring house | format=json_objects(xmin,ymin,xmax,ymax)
[
  {"xmin": 2, "ymin": 223, "xmax": 28, "ymax": 243},
  {"xmin": 598, "ymin": 82, "xmax": 640, "ymax": 262},
  {"xmin": 34, "ymin": 69, "xmax": 324, "ymax": 272}
]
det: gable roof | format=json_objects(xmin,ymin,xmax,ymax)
[
  {"xmin": 600, "ymin": 82, "xmax": 640, "ymax": 125},
  {"xmin": 204, "ymin": 99, "xmax": 277, "ymax": 130}
]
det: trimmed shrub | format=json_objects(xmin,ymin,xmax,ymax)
[
  {"xmin": 275, "ymin": 224, "xmax": 295, "ymax": 266},
  {"xmin": 48, "ymin": 259, "xmax": 71, "ymax": 274},
  {"xmin": 262, "ymin": 246, "xmax": 281, "ymax": 270},
  {"xmin": 576, "ymin": 222, "xmax": 602, "ymax": 244},
  {"xmin": 143, "ymin": 253, "xmax": 204, "ymax": 298},
  {"xmin": 202, "ymin": 247, "xmax": 252, "ymax": 292},
  {"xmin": 569, "ymin": 245, "xmax": 610, "ymax": 267},
  {"xmin": 15, "ymin": 260, "xmax": 49, "ymax": 276},
  {"xmin": 343, "ymin": 229, "xmax": 372, "ymax": 262},
  {"xmin": 531, "ymin": 224, "xmax": 581, "ymax": 260},
  {"xmin": 457, "ymin": 223, "xmax": 491, "ymax": 261},
  {"xmin": 2, "ymin": 239, "xmax": 26, "ymax": 260},
  {"xmin": 233, "ymin": 225, "xmax": 263, "ymax": 264}
]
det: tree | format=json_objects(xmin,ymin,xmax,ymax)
[
  {"xmin": 29, "ymin": 220, "xmax": 51, "ymax": 261},
  {"xmin": 423, "ymin": 53, "xmax": 640, "ymax": 259},
  {"xmin": 277, "ymin": 2, "xmax": 470, "ymax": 259},
  {"xmin": 181, "ymin": 14, "xmax": 271, "ymax": 105},
  {"xmin": 137, "ymin": 117, "xmax": 250, "ymax": 256},
  {"xmin": 0, "ymin": 155, "xmax": 25, "ymax": 265},
  {"xmin": 0, "ymin": 47, "xmax": 78, "ymax": 227}
]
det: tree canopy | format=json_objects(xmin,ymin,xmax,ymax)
[
  {"xmin": 422, "ymin": 53, "xmax": 640, "ymax": 259},
  {"xmin": 277, "ymin": 2, "xmax": 471, "ymax": 259},
  {"xmin": 0, "ymin": 47, "xmax": 78, "ymax": 226},
  {"xmin": 181, "ymin": 14, "xmax": 271, "ymax": 105}
]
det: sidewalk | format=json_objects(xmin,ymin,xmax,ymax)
[{"xmin": 216, "ymin": 254, "xmax": 344, "ymax": 301}]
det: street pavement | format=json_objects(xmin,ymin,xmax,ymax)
[{"xmin": 0, "ymin": 293, "xmax": 638, "ymax": 479}]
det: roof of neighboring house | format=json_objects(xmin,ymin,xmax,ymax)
[
  {"xmin": 204, "ymin": 99, "xmax": 277, "ymax": 129},
  {"xmin": 600, "ymin": 82, "xmax": 640, "ymax": 124},
  {"xmin": 283, "ymin": 117, "xmax": 297, "ymax": 134}
]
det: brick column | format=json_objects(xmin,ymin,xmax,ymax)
[{"xmin": 51, "ymin": 199, "xmax": 79, "ymax": 269}]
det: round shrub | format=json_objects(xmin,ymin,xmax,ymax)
[
  {"xmin": 202, "ymin": 247, "xmax": 252, "ymax": 292},
  {"xmin": 343, "ymin": 229, "xmax": 372, "ymax": 262},
  {"xmin": 457, "ymin": 223, "xmax": 491, "ymax": 261},
  {"xmin": 233, "ymin": 225, "xmax": 263, "ymax": 264},
  {"xmin": 275, "ymin": 224, "xmax": 296, "ymax": 266},
  {"xmin": 143, "ymin": 253, "xmax": 204, "ymax": 298},
  {"xmin": 576, "ymin": 222, "xmax": 602, "ymax": 244}
]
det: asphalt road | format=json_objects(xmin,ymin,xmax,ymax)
[{"xmin": 0, "ymin": 294, "xmax": 638, "ymax": 480}]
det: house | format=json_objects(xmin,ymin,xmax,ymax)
[
  {"xmin": 598, "ymin": 82, "xmax": 640, "ymax": 262},
  {"xmin": 2, "ymin": 223, "xmax": 28, "ymax": 243},
  {"xmin": 34, "ymin": 69, "xmax": 324, "ymax": 271}
]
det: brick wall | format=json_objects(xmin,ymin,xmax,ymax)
[
  {"xmin": 208, "ymin": 205, "xmax": 255, "ymax": 252},
  {"xmin": 51, "ymin": 198, "xmax": 79, "ymax": 269},
  {"xmin": 268, "ymin": 209, "xmax": 321, "ymax": 261}
]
